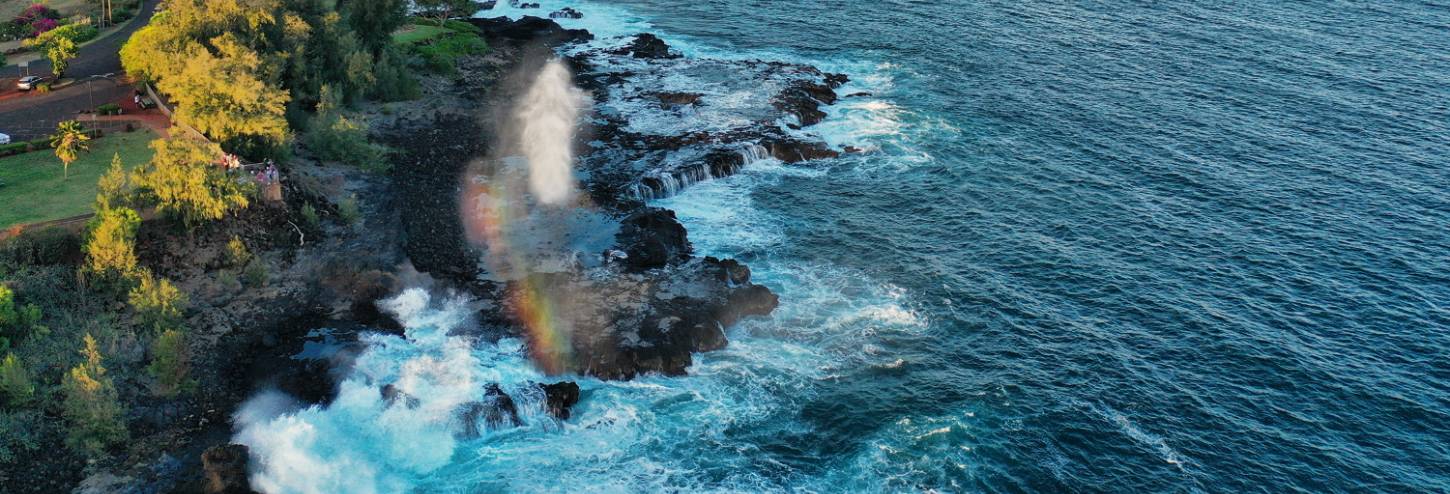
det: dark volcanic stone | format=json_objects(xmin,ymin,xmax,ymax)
[
  {"xmin": 458, "ymin": 384, "xmax": 523, "ymax": 438},
  {"xmin": 201, "ymin": 444, "xmax": 254, "ymax": 494},
  {"xmin": 773, "ymin": 79, "xmax": 838, "ymax": 127},
  {"xmin": 380, "ymin": 115, "xmax": 485, "ymax": 282},
  {"xmin": 549, "ymin": 7, "xmax": 583, "ymax": 19},
  {"xmin": 380, "ymin": 384, "xmax": 420, "ymax": 409},
  {"xmin": 609, "ymin": 33, "xmax": 680, "ymax": 59},
  {"xmin": 540, "ymin": 381, "xmax": 581, "ymax": 419},
  {"xmin": 615, "ymin": 208, "xmax": 692, "ymax": 270},
  {"xmin": 762, "ymin": 136, "xmax": 842, "ymax": 162},
  {"xmin": 652, "ymin": 91, "xmax": 702, "ymax": 109},
  {"xmin": 469, "ymin": 16, "xmax": 593, "ymax": 44}
]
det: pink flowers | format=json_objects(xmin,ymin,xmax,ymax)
[
  {"xmin": 29, "ymin": 17, "xmax": 57, "ymax": 36},
  {"xmin": 12, "ymin": 4, "xmax": 61, "ymax": 38}
]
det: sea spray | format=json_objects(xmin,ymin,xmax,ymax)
[
  {"xmin": 516, "ymin": 59, "xmax": 589, "ymax": 206},
  {"xmin": 232, "ymin": 289, "xmax": 553, "ymax": 493}
]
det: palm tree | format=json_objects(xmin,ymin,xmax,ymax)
[{"xmin": 51, "ymin": 121, "xmax": 91, "ymax": 179}]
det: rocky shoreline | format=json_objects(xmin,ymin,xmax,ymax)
[{"xmin": 66, "ymin": 12, "xmax": 850, "ymax": 493}]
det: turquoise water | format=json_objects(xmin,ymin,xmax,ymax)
[{"xmin": 237, "ymin": 1, "xmax": 1450, "ymax": 492}]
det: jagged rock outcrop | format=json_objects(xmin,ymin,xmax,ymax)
[
  {"xmin": 469, "ymin": 16, "xmax": 592, "ymax": 44},
  {"xmin": 609, "ymin": 33, "xmax": 680, "ymax": 59},
  {"xmin": 201, "ymin": 444, "xmax": 254, "ymax": 494}
]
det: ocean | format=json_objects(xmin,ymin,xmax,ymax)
[{"xmin": 237, "ymin": 1, "xmax": 1450, "ymax": 492}]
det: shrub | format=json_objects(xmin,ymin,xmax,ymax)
[
  {"xmin": 0, "ymin": 410, "xmax": 43, "ymax": 463},
  {"xmin": 96, "ymin": 103, "xmax": 122, "ymax": 116},
  {"xmin": 241, "ymin": 260, "xmax": 268, "ymax": 288},
  {"xmin": 0, "ymin": 227, "xmax": 80, "ymax": 266},
  {"xmin": 370, "ymin": 46, "xmax": 420, "ymax": 102},
  {"xmin": 411, "ymin": 32, "xmax": 488, "ymax": 75},
  {"xmin": 127, "ymin": 271, "xmax": 186, "ymax": 334},
  {"xmin": 0, "ymin": 285, "xmax": 16, "ymax": 330},
  {"xmin": 41, "ymin": 23, "xmax": 98, "ymax": 45},
  {"xmin": 300, "ymin": 203, "xmax": 320, "ymax": 231},
  {"xmin": 61, "ymin": 334, "xmax": 127, "ymax": 456},
  {"xmin": 303, "ymin": 86, "xmax": 390, "ymax": 171},
  {"xmin": 443, "ymin": 19, "xmax": 482, "ymax": 34},
  {"xmin": 0, "ymin": 352, "xmax": 34, "ymax": 405},
  {"xmin": 83, "ymin": 207, "xmax": 140, "ymax": 284},
  {"xmin": 147, "ymin": 329, "xmax": 192, "ymax": 397},
  {"xmin": 215, "ymin": 270, "xmax": 240, "ymax": 292},
  {"xmin": 338, "ymin": 194, "xmax": 360, "ymax": 226},
  {"xmin": 224, "ymin": 237, "xmax": 251, "ymax": 268}
]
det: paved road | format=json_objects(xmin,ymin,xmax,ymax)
[
  {"xmin": 2, "ymin": 0, "xmax": 158, "ymax": 80},
  {"xmin": 0, "ymin": 0, "xmax": 157, "ymax": 141}
]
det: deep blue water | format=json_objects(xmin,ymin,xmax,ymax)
[
  {"xmin": 237, "ymin": 1, "xmax": 1450, "ymax": 492},
  {"xmin": 627, "ymin": 1, "xmax": 1450, "ymax": 491}
]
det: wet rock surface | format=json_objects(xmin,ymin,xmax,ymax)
[
  {"xmin": 609, "ymin": 33, "xmax": 681, "ymax": 59},
  {"xmin": 201, "ymin": 444, "xmax": 255, "ymax": 494}
]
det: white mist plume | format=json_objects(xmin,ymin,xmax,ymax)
[{"xmin": 516, "ymin": 60, "xmax": 588, "ymax": 206}]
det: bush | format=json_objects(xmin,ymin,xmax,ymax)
[
  {"xmin": 61, "ymin": 334, "xmax": 126, "ymax": 456},
  {"xmin": 45, "ymin": 23, "xmax": 98, "ymax": 44},
  {"xmin": 370, "ymin": 46, "xmax": 420, "ymax": 102},
  {"xmin": 443, "ymin": 19, "xmax": 482, "ymax": 34},
  {"xmin": 0, "ymin": 227, "xmax": 81, "ymax": 266},
  {"xmin": 303, "ymin": 87, "xmax": 391, "ymax": 171},
  {"xmin": 215, "ymin": 270, "xmax": 240, "ymax": 292},
  {"xmin": 0, "ymin": 352, "xmax": 34, "ymax": 405},
  {"xmin": 412, "ymin": 32, "xmax": 488, "ymax": 75},
  {"xmin": 241, "ymin": 260, "xmax": 268, "ymax": 288},
  {"xmin": 96, "ymin": 103, "xmax": 122, "ymax": 116},
  {"xmin": 83, "ymin": 207, "xmax": 140, "ymax": 285},
  {"xmin": 128, "ymin": 272, "xmax": 186, "ymax": 334},
  {"xmin": 338, "ymin": 194, "xmax": 360, "ymax": 226},
  {"xmin": 224, "ymin": 237, "xmax": 251, "ymax": 268},
  {"xmin": 147, "ymin": 329, "xmax": 191, "ymax": 397},
  {"xmin": 300, "ymin": 203, "xmax": 320, "ymax": 231}
]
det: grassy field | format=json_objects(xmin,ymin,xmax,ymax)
[
  {"xmin": 0, "ymin": 128, "xmax": 155, "ymax": 228},
  {"xmin": 391, "ymin": 24, "xmax": 451, "ymax": 45}
]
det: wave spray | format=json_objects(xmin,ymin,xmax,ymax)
[{"xmin": 516, "ymin": 59, "xmax": 587, "ymax": 206}]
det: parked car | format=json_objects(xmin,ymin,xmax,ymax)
[
  {"xmin": 17, "ymin": 76, "xmax": 45, "ymax": 91},
  {"xmin": 0, "ymin": 133, "xmax": 9, "ymax": 145}
]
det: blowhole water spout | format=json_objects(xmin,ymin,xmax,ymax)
[{"xmin": 516, "ymin": 60, "xmax": 588, "ymax": 206}]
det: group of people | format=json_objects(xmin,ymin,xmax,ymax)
[{"xmin": 253, "ymin": 161, "xmax": 280, "ymax": 185}]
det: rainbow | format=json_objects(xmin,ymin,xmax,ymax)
[{"xmin": 461, "ymin": 172, "xmax": 573, "ymax": 374}]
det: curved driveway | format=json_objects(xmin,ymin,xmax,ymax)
[{"xmin": 0, "ymin": 0, "xmax": 158, "ymax": 140}]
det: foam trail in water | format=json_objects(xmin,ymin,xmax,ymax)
[{"xmin": 516, "ymin": 60, "xmax": 588, "ymax": 206}]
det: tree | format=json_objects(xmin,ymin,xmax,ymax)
[
  {"xmin": 0, "ymin": 286, "xmax": 15, "ymax": 331},
  {"xmin": 43, "ymin": 35, "xmax": 78, "ymax": 79},
  {"xmin": 128, "ymin": 271, "xmax": 186, "ymax": 334},
  {"xmin": 95, "ymin": 154, "xmax": 132, "ymax": 211},
  {"xmin": 339, "ymin": 0, "xmax": 408, "ymax": 56},
  {"xmin": 61, "ymin": 334, "xmax": 127, "ymax": 455},
  {"xmin": 414, "ymin": 0, "xmax": 476, "ymax": 24},
  {"xmin": 147, "ymin": 329, "xmax": 192, "ymax": 397},
  {"xmin": 50, "ymin": 121, "xmax": 91, "ymax": 180},
  {"xmin": 131, "ymin": 136, "xmax": 250, "ymax": 227},
  {"xmin": 0, "ymin": 353, "xmax": 34, "ymax": 405},
  {"xmin": 83, "ymin": 206, "xmax": 141, "ymax": 283}
]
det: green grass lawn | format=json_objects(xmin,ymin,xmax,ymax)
[
  {"xmin": 0, "ymin": 129, "xmax": 156, "ymax": 228},
  {"xmin": 391, "ymin": 24, "xmax": 451, "ymax": 45}
]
